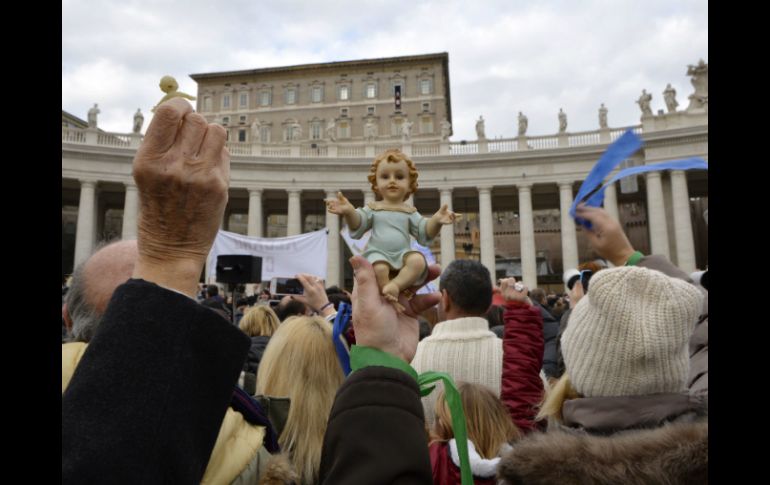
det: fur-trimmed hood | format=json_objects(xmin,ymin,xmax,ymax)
[{"xmin": 498, "ymin": 419, "xmax": 707, "ymax": 484}]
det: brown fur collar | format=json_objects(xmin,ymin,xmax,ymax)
[
  {"xmin": 497, "ymin": 420, "xmax": 708, "ymax": 485},
  {"xmin": 258, "ymin": 453, "xmax": 299, "ymax": 485}
]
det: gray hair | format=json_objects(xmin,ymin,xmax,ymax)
[{"xmin": 64, "ymin": 241, "xmax": 115, "ymax": 342}]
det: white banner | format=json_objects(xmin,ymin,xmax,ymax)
[
  {"xmin": 207, "ymin": 229, "xmax": 328, "ymax": 282},
  {"xmin": 340, "ymin": 226, "xmax": 438, "ymax": 295}
]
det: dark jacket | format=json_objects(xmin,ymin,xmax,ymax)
[
  {"xmin": 320, "ymin": 366, "xmax": 432, "ymax": 484},
  {"xmin": 243, "ymin": 335, "xmax": 271, "ymax": 375},
  {"xmin": 554, "ymin": 307, "xmax": 571, "ymax": 379},
  {"xmin": 62, "ymin": 279, "xmax": 250, "ymax": 484},
  {"xmin": 532, "ymin": 302, "xmax": 559, "ymax": 378},
  {"xmin": 498, "ymin": 393, "xmax": 707, "ymax": 484},
  {"xmin": 501, "ymin": 301, "xmax": 545, "ymax": 434}
]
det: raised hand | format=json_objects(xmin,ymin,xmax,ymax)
[
  {"xmin": 499, "ymin": 277, "xmax": 530, "ymax": 304},
  {"xmin": 132, "ymin": 98, "xmax": 229, "ymax": 297},
  {"xmin": 350, "ymin": 256, "xmax": 441, "ymax": 363},
  {"xmin": 294, "ymin": 273, "xmax": 332, "ymax": 316},
  {"xmin": 574, "ymin": 204, "xmax": 635, "ymax": 266},
  {"xmin": 325, "ymin": 191, "xmax": 354, "ymax": 216},
  {"xmin": 434, "ymin": 204, "xmax": 459, "ymax": 225}
]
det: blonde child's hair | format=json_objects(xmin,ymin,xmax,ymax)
[
  {"xmin": 431, "ymin": 382, "xmax": 521, "ymax": 459},
  {"xmin": 238, "ymin": 305, "xmax": 280, "ymax": 337},
  {"xmin": 536, "ymin": 374, "xmax": 580, "ymax": 423},
  {"xmin": 256, "ymin": 316, "xmax": 344, "ymax": 484},
  {"xmin": 367, "ymin": 149, "xmax": 419, "ymax": 201}
]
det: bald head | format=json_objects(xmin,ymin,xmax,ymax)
[
  {"xmin": 64, "ymin": 240, "xmax": 138, "ymax": 342},
  {"xmin": 82, "ymin": 240, "xmax": 139, "ymax": 315}
]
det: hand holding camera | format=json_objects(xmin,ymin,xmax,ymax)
[{"xmin": 271, "ymin": 274, "xmax": 334, "ymax": 317}]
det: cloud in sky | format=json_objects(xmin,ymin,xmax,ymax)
[{"xmin": 62, "ymin": 0, "xmax": 707, "ymax": 140}]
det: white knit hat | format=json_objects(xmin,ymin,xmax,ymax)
[
  {"xmin": 563, "ymin": 269, "xmax": 580, "ymax": 292},
  {"xmin": 561, "ymin": 266, "xmax": 703, "ymax": 397}
]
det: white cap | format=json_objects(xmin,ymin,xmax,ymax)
[{"xmin": 563, "ymin": 269, "xmax": 580, "ymax": 291}]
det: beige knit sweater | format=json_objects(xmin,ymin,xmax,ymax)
[{"xmin": 411, "ymin": 316, "xmax": 502, "ymax": 427}]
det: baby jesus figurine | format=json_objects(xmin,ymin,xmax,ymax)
[
  {"xmin": 152, "ymin": 76, "xmax": 197, "ymax": 112},
  {"xmin": 327, "ymin": 149, "xmax": 458, "ymax": 310}
]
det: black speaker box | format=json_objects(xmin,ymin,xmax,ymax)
[{"xmin": 216, "ymin": 255, "xmax": 262, "ymax": 284}]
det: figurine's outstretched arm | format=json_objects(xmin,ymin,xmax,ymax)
[
  {"xmin": 426, "ymin": 204, "xmax": 459, "ymax": 238},
  {"xmin": 326, "ymin": 192, "xmax": 361, "ymax": 230}
]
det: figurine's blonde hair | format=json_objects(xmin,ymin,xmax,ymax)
[
  {"xmin": 367, "ymin": 149, "xmax": 419, "ymax": 201},
  {"xmin": 256, "ymin": 316, "xmax": 344, "ymax": 485},
  {"xmin": 431, "ymin": 382, "xmax": 521, "ymax": 459},
  {"xmin": 159, "ymin": 75, "xmax": 179, "ymax": 92},
  {"xmin": 238, "ymin": 305, "xmax": 280, "ymax": 337}
]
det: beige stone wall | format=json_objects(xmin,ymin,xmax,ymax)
[{"xmin": 193, "ymin": 55, "xmax": 448, "ymax": 143}]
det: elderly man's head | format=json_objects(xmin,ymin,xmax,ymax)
[{"xmin": 63, "ymin": 240, "xmax": 138, "ymax": 342}]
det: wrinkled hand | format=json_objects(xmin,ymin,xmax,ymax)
[
  {"xmin": 325, "ymin": 192, "xmax": 354, "ymax": 216},
  {"xmin": 132, "ymin": 98, "xmax": 229, "ymax": 297},
  {"xmin": 350, "ymin": 256, "xmax": 441, "ymax": 363},
  {"xmin": 499, "ymin": 277, "xmax": 530, "ymax": 304},
  {"xmin": 293, "ymin": 273, "xmax": 330, "ymax": 313},
  {"xmin": 434, "ymin": 204, "xmax": 459, "ymax": 225},
  {"xmin": 575, "ymin": 204, "xmax": 635, "ymax": 267}
]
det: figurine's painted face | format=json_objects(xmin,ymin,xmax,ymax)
[{"xmin": 375, "ymin": 160, "xmax": 410, "ymax": 203}]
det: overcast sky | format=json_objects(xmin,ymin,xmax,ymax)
[{"xmin": 62, "ymin": 0, "xmax": 707, "ymax": 141}]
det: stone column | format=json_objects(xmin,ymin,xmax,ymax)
[
  {"xmin": 287, "ymin": 189, "xmax": 302, "ymax": 236},
  {"xmin": 518, "ymin": 184, "xmax": 538, "ymax": 289},
  {"xmin": 645, "ymin": 172, "xmax": 670, "ymax": 258},
  {"xmin": 558, "ymin": 182, "xmax": 579, "ymax": 272},
  {"xmin": 478, "ymin": 186, "xmax": 495, "ymax": 281},
  {"xmin": 671, "ymin": 171, "xmax": 697, "ymax": 272},
  {"xmin": 74, "ymin": 180, "xmax": 97, "ymax": 268},
  {"xmin": 603, "ymin": 181, "xmax": 620, "ymax": 222},
  {"xmin": 325, "ymin": 190, "xmax": 341, "ymax": 286},
  {"xmin": 121, "ymin": 182, "xmax": 138, "ymax": 240},
  {"xmin": 439, "ymin": 188, "xmax": 456, "ymax": 268},
  {"xmin": 247, "ymin": 189, "xmax": 264, "ymax": 237}
]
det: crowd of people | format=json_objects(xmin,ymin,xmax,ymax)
[{"xmin": 62, "ymin": 98, "xmax": 708, "ymax": 484}]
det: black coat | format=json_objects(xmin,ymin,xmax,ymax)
[
  {"xmin": 554, "ymin": 307, "xmax": 572, "ymax": 379},
  {"xmin": 534, "ymin": 302, "xmax": 559, "ymax": 378},
  {"xmin": 62, "ymin": 279, "xmax": 250, "ymax": 484},
  {"xmin": 243, "ymin": 335, "xmax": 271, "ymax": 375}
]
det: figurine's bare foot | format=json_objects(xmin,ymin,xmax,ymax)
[
  {"xmin": 382, "ymin": 281, "xmax": 400, "ymax": 300},
  {"xmin": 382, "ymin": 282, "xmax": 405, "ymax": 312},
  {"xmin": 383, "ymin": 292, "xmax": 406, "ymax": 313}
]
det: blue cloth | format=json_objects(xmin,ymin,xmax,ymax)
[
  {"xmin": 583, "ymin": 158, "xmax": 709, "ymax": 210},
  {"xmin": 570, "ymin": 130, "xmax": 643, "ymax": 229},
  {"xmin": 570, "ymin": 129, "xmax": 708, "ymax": 228},
  {"xmin": 230, "ymin": 386, "xmax": 281, "ymax": 453},
  {"xmin": 333, "ymin": 302, "xmax": 352, "ymax": 375}
]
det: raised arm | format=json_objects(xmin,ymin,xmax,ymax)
[
  {"xmin": 498, "ymin": 277, "xmax": 546, "ymax": 434},
  {"xmin": 320, "ymin": 256, "xmax": 441, "ymax": 484},
  {"xmin": 63, "ymin": 98, "xmax": 249, "ymax": 483},
  {"xmin": 326, "ymin": 191, "xmax": 362, "ymax": 231}
]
